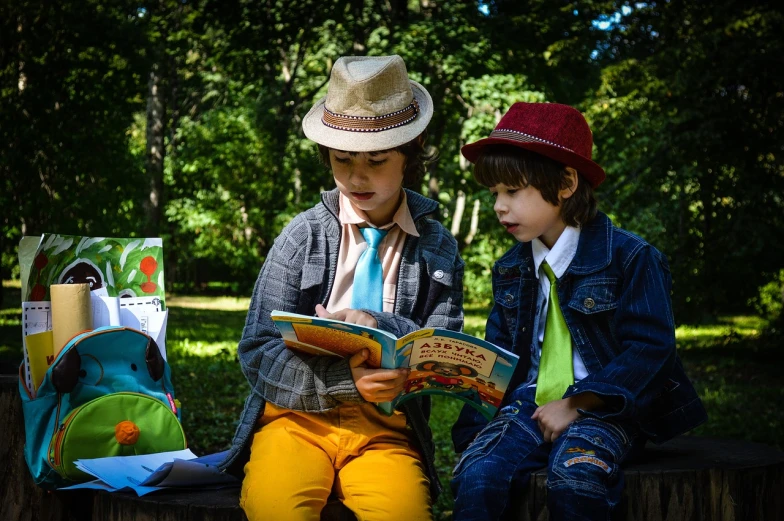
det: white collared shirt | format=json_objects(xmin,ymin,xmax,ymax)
[{"xmin": 530, "ymin": 226, "xmax": 589, "ymax": 384}]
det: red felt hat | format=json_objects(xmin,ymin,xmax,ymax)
[{"xmin": 461, "ymin": 102, "xmax": 606, "ymax": 188}]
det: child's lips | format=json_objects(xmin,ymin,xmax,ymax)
[
  {"xmin": 501, "ymin": 221, "xmax": 518, "ymax": 233},
  {"xmin": 352, "ymin": 192, "xmax": 374, "ymax": 201}
]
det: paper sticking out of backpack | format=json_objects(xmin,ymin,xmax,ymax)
[
  {"xmin": 51, "ymin": 283, "xmax": 92, "ymax": 356},
  {"xmin": 18, "ymin": 234, "xmax": 170, "ymax": 397}
]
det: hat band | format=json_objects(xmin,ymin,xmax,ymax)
[
  {"xmin": 322, "ymin": 100, "xmax": 419, "ymax": 133},
  {"xmin": 490, "ymin": 129, "xmax": 575, "ymax": 153}
]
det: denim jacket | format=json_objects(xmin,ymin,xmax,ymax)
[{"xmin": 453, "ymin": 212, "xmax": 707, "ymax": 452}]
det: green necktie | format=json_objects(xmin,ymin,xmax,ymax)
[{"xmin": 535, "ymin": 262, "xmax": 574, "ymax": 406}]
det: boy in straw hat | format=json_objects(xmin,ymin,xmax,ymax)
[
  {"xmin": 449, "ymin": 102, "xmax": 706, "ymax": 520},
  {"xmin": 221, "ymin": 55, "xmax": 464, "ymax": 520}
]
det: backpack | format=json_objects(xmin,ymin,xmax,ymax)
[{"xmin": 18, "ymin": 326, "xmax": 187, "ymax": 489}]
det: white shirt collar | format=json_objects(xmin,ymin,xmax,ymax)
[{"xmin": 532, "ymin": 226, "xmax": 581, "ymax": 280}]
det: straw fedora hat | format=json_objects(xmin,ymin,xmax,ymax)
[
  {"xmin": 461, "ymin": 102, "xmax": 606, "ymax": 188},
  {"xmin": 302, "ymin": 55, "xmax": 433, "ymax": 152}
]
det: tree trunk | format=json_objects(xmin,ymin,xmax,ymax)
[
  {"xmin": 451, "ymin": 190, "xmax": 466, "ymax": 237},
  {"xmin": 463, "ymin": 198, "xmax": 480, "ymax": 249},
  {"xmin": 145, "ymin": 62, "xmax": 165, "ymax": 238}
]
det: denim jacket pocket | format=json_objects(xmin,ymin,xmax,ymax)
[
  {"xmin": 567, "ymin": 278, "xmax": 620, "ymax": 315},
  {"xmin": 493, "ymin": 278, "xmax": 520, "ymax": 333}
]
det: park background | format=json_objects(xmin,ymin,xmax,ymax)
[{"xmin": 1, "ymin": 1, "xmax": 782, "ymax": 518}]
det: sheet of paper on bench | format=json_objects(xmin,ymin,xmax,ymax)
[{"xmin": 62, "ymin": 449, "xmax": 238, "ymax": 496}]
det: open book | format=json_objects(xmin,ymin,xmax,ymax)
[{"xmin": 271, "ymin": 310, "xmax": 519, "ymax": 420}]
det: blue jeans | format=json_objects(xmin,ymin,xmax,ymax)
[{"xmin": 451, "ymin": 386, "xmax": 643, "ymax": 521}]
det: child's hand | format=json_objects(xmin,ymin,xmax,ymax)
[
  {"xmin": 348, "ymin": 349, "xmax": 410, "ymax": 403},
  {"xmin": 531, "ymin": 398, "xmax": 581, "ymax": 442},
  {"xmin": 315, "ymin": 304, "xmax": 378, "ymax": 328},
  {"xmin": 532, "ymin": 392, "xmax": 605, "ymax": 442}
]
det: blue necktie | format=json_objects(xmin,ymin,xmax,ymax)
[{"xmin": 351, "ymin": 227, "xmax": 388, "ymax": 312}]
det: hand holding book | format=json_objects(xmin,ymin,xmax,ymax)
[
  {"xmin": 349, "ymin": 349, "xmax": 411, "ymax": 403},
  {"xmin": 271, "ymin": 310, "xmax": 520, "ymax": 420},
  {"xmin": 315, "ymin": 305, "xmax": 409, "ymax": 403}
]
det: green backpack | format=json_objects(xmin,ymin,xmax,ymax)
[{"xmin": 19, "ymin": 326, "xmax": 187, "ymax": 489}]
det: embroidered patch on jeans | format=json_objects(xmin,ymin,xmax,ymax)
[{"xmin": 563, "ymin": 455, "xmax": 612, "ymax": 474}]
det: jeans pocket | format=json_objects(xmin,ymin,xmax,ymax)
[
  {"xmin": 550, "ymin": 418, "xmax": 630, "ymax": 488},
  {"xmin": 452, "ymin": 420, "xmax": 509, "ymax": 478},
  {"xmin": 569, "ymin": 418, "xmax": 629, "ymax": 455}
]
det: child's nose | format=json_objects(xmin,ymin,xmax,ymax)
[{"xmin": 349, "ymin": 165, "xmax": 369, "ymax": 184}]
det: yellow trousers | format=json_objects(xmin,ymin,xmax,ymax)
[{"xmin": 240, "ymin": 402, "xmax": 432, "ymax": 521}]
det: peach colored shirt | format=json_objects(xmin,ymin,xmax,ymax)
[{"xmin": 326, "ymin": 191, "xmax": 419, "ymax": 314}]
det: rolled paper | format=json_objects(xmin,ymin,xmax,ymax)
[{"xmin": 51, "ymin": 283, "xmax": 93, "ymax": 356}]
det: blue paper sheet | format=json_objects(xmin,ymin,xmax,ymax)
[{"xmin": 61, "ymin": 449, "xmax": 239, "ymax": 496}]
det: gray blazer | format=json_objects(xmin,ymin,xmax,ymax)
[{"xmin": 221, "ymin": 188, "xmax": 465, "ymax": 499}]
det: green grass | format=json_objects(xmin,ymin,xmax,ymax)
[{"xmin": 2, "ymin": 281, "xmax": 782, "ymax": 519}]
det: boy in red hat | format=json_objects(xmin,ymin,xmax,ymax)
[{"xmin": 450, "ymin": 102, "xmax": 706, "ymax": 521}]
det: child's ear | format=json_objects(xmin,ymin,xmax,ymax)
[{"xmin": 560, "ymin": 167, "xmax": 579, "ymax": 201}]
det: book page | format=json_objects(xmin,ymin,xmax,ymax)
[
  {"xmin": 270, "ymin": 310, "xmax": 397, "ymax": 368},
  {"xmin": 392, "ymin": 329, "xmax": 519, "ymax": 420}
]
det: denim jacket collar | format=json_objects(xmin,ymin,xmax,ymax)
[{"xmin": 567, "ymin": 211, "xmax": 613, "ymax": 276}]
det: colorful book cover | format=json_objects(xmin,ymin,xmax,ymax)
[
  {"xmin": 271, "ymin": 310, "xmax": 519, "ymax": 420},
  {"xmin": 21, "ymin": 235, "xmax": 166, "ymax": 306}
]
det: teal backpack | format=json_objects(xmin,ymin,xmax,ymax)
[{"xmin": 18, "ymin": 326, "xmax": 187, "ymax": 489}]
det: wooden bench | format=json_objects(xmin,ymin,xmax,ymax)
[{"xmin": 3, "ymin": 374, "xmax": 783, "ymax": 520}]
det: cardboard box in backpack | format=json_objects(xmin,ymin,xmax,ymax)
[{"xmin": 18, "ymin": 326, "xmax": 187, "ymax": 489}]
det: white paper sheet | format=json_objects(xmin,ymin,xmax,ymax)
[
  {"xmin": 90, "ymin": 295, "xmax": 122, "ymax": 328},
  {"xmin": 119, "ymin": 297, "xmax": 168, "ymax": 359}
]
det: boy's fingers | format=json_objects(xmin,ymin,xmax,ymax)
[
  {"xmin": 365, "ymin": 368, "xmax": 409, "ymax": 382},
  {"xmin": 349, "ymin": 349, "xmax": 369, "ymax": 368},
  {"xmin": 315, "ymin": 304, "xmax": 330, "ymax": 318}
]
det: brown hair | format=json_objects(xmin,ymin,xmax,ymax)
[
  {"xmin": 472, "ymin": 145, "xmax": 597, "ymax": 227},
  {"xmin": 318, "ymin": 131, "xmax": 436, "ymax": 188}
]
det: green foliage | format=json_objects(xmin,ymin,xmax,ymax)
[
  {"xmin": 750, "ymin": 270, "xmax": 784, "ymax": 322},
  {"xmin": 461, "ymin": 232, "xmax": 514, "ymax": 308},
  {"xmin": 2, "ymin": 0, "xmax": 784, "ymax": 320},
  {"xmin": 0, "ymin": 0, "xmax": 150, "ymax": 247},
  {"xmin": 167, "ymin": 100, "xmax": 287, "ymax": 283}
]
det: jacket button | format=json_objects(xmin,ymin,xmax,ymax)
[
  {"xmin": 434, "ymin": 270, "xmax": 444, "ymax": 279},
  {"xmin": 498, "ymin": 267, "xmax": 507, "ymax": 275},
  {"xmin": 584, "ymin": 298, "xmax": 596, "ymax": 309},
  {"xmin": 521, "ymin": 327, "xmax": 526, "ymax": 332},
  {"xmin": 505, "ymin": 294, "xmax": 514, "ymax": 303}
]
